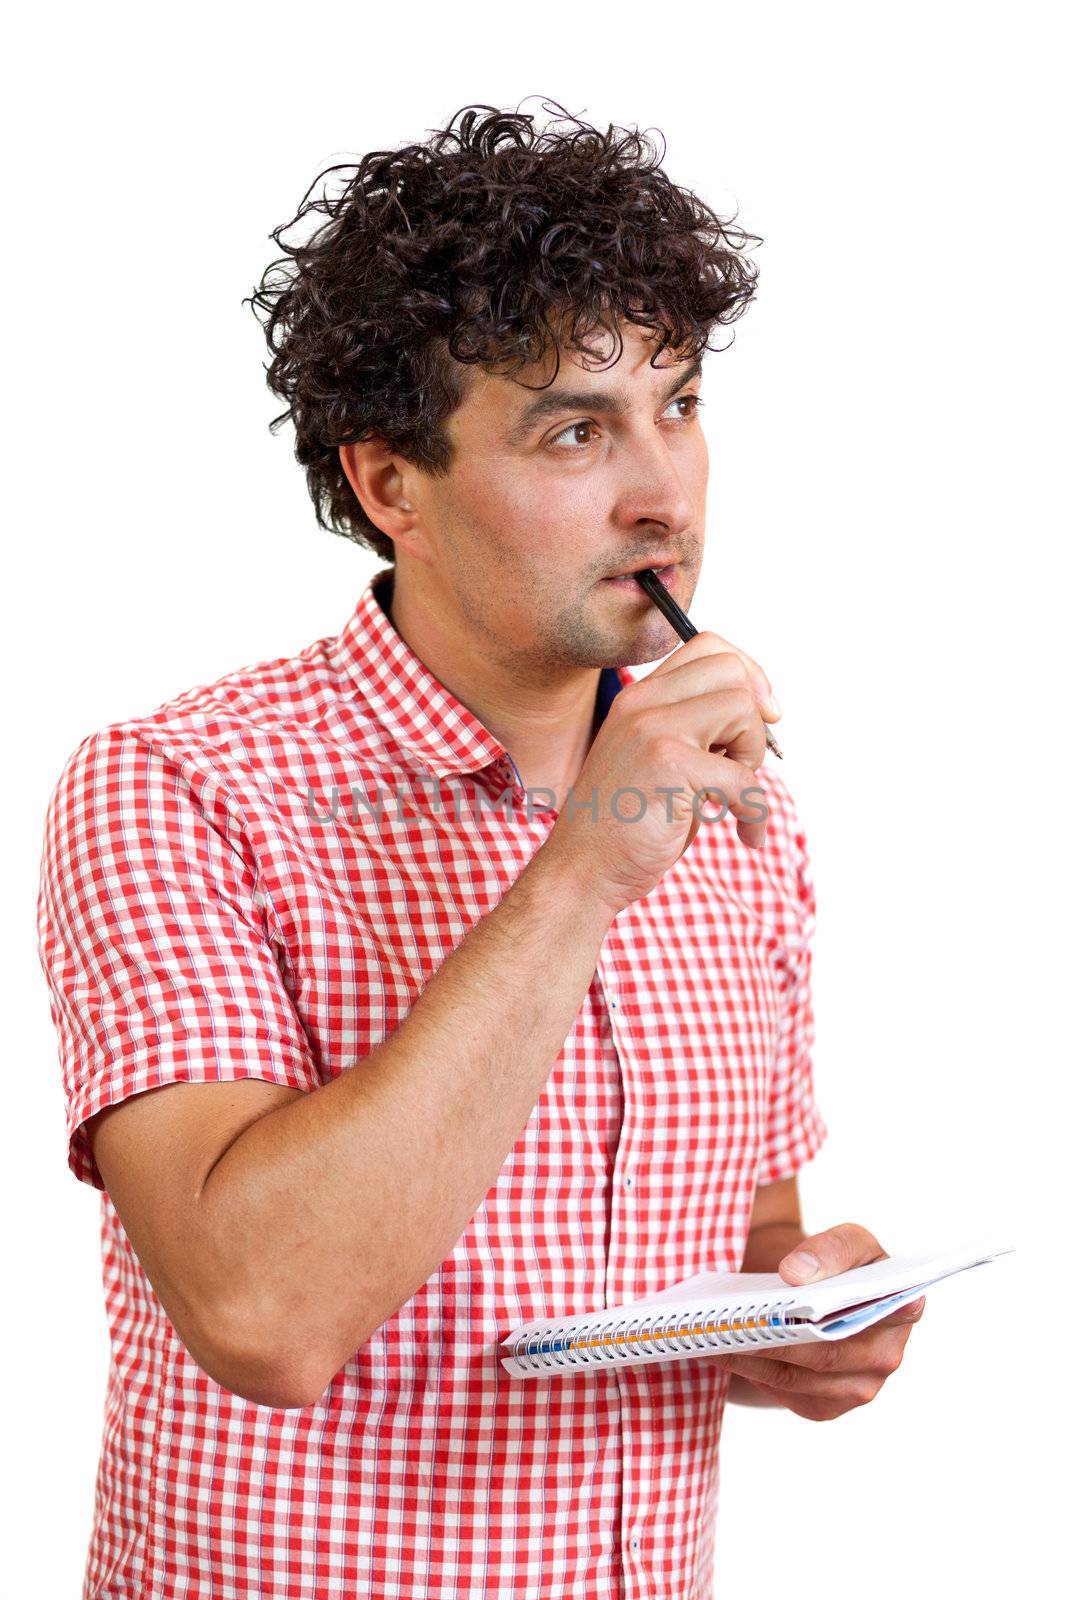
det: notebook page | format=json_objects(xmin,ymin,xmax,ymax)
[
  {"xmin": 810, "ymin": 1280, "xmax": 945, "ymax": 1339},
  {"xmin": 598, "ymin": 1271, "xmax": 790, "ymax": 1314},
  {"xmin": 500, "ymin": 1243, "xmax": 1013, "ymax": 1349}
]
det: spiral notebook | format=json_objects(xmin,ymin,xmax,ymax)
[{"xmin": 499, "ymin": 1241, "xmax": 1013, "ymax": 1379}]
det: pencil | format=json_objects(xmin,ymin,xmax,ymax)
[{"xmin": 634, "ymin": 568, "xmax": 784, "ymax": 760}]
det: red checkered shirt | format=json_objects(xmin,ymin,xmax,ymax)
[{"xmin": 37, "ymin": 566, "xmax": 826, "ymax": 1599}]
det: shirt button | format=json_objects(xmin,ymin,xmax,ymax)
[
  {"xmin": 623, "ymin": 1173, "xmax": 635, "ymax": 1190},
  {"xmin": 630, "ymin": 1536, "xmax": 641, "ymax": 1553}
]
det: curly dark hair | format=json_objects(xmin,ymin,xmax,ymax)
[{"xmin": 245, "ymin": 99, "xmax": 762, "ymax": 565}]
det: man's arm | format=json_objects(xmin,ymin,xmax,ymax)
[
  {"xmin": 89, "ymin": 844, "xmax": 616, "ymax": 1409},
  {"xmin": 82, "ymin": 635, "xmax": 777, "ymax": 1411},
  {"xmin": 740, "ymin": 1175, "xmax": 806, "ymax": 1270}
]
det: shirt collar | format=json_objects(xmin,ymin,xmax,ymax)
[{"xmin": 334, "ymin": 567, "xmax": 639, "ymax": 779}]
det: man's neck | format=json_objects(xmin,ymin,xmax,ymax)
[{"xmin": 379, "ymin": 568, "xmax": 604, "ymax": 801}]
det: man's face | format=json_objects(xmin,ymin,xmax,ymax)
[{"xmin": 404, "ymin": 318, "xmax": 708, "ymax": 675}]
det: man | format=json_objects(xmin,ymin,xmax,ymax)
[{"xmin": 37, "ymin": 103, "xmax": 923, "ymax": 1599}]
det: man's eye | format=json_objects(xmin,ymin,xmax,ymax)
[
  {"xmin": 547, "ymin": 394, "xmax": 703, "ymax": 450},
  {"xmin": 550, "ymin": 420, "xmax": 598, "ymax": 448}
]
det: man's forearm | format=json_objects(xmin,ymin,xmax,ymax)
[
  {"xmin": 195, "ymin": 846, "xmax": 615, "ymax": 1403},
  {"xmin": 741, "ymin": 1221, "xmax": 806, "ymax": 1273}
]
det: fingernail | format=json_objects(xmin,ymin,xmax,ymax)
[
  {"xmin": 781, "ymin": 1251, "xmax": 820, "ymax": 1281},
  {"xmin": 766, "ymin": 693, "xmax": 781, "ymax": 719}
]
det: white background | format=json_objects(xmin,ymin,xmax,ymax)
[{"xmin": 4, "ymin": 2, "xmax": 1061, "ymax": 1594}]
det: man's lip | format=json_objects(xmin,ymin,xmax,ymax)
[{"xmin": 602, "ymin": 562, "xmax": 679, "ymax": 587}]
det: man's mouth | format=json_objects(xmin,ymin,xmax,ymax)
[{"xmin": 601, "ymin": 562, "xmax": 679, "ymax": 592}]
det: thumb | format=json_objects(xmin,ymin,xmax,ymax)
[{"xmin": 778, "ymin": 1224, "xmax": 887, "ymax": 1285}]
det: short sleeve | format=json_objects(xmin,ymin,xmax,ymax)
[
  {"xmin": 756, "ymin": 790, "xmax": 828, "ymax": 1186},
  {"xmin": 36, "ymin": 726, "xmax": 322, "ymax": 1190}
]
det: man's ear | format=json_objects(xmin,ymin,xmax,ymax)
[{"xmin": 339, "ymin": 439, "xmax": 424, "ymax": 557}]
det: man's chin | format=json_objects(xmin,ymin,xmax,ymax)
[
  {"xmin": 616, "ymin": 633, "xmax": 683, "ymax": 667},
  {"xmin": 614, "ymin": 603, "xmax": 695, "ymax": 664}
]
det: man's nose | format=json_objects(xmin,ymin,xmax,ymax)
[{"xmin": 612, "ymin": 427, "xmax": 699, "ymax": 535}]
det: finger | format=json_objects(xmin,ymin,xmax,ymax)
[
  {"xmin": 726, "ymin": 1321, "xmax": 913, "ymax": 1376},
  {"xmin": 623, "ymin": 655, "xmax": 769, "ymax": 776},
  {"xmin": 878, "ymin": 1296, "xmax": 926, "ymax": 1326},
  {"xmin": 686, "ymin": 749, "xmax": 770, "ymax": 850},
  {"xmin": 778, "ymin": 1224, "xmax": 888, "ymax": 1285},
  {"xmin": 722, "ymin": 1354, "xmax": 886, "ymax": 1406},
  {"xmin": 648, "ymin": 631, "xmax": 780, "ymax": 722},
  {"xmin": 720, "ymin": 1338, "xmax": 849, "ymax": 1375},
  {"xmin": 632, "ymin": 652, "xmax": 769, "ymax": 765},
  {"xmin": 742, "ymin": 1378, "xmax": 862, "ymax": 1423},
  {"xmin": 719, "ymin": 1354, "xmax": 813, "ymax": 1391}
]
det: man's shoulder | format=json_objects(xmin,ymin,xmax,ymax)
[
  {"xmin": 48, "ymin": 623, "xmax": 383, "ymax": 800},
  {"xmin": 112, "ymin": 625, "xmax": 347, "ymax": 743}
]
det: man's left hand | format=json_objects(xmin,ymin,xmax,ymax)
[{"xmin": 718, "ymin": 1223, "xmax": 925, "ymax": 1421}]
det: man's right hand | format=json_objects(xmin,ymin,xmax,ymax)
[{"xmin": 537, "ymin": 632, "xmax": 779, "ymax": 921}]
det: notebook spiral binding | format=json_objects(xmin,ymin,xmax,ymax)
[{"xmin": 507, "ymin": 1297, "xmax": 803, "ymax": 1373}]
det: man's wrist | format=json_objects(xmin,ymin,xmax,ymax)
[
  {"xmin": 740, "ymin": 1220, "xmax": 807, "ymax": 1274},
  {"xmin": 520, "ymin": 844, "xmax": 619, "ymax": 938}
]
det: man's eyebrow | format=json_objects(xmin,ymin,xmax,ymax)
[{"xmin": 503, "ymin": 356, "xmax": 703, "ymax": 444}]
